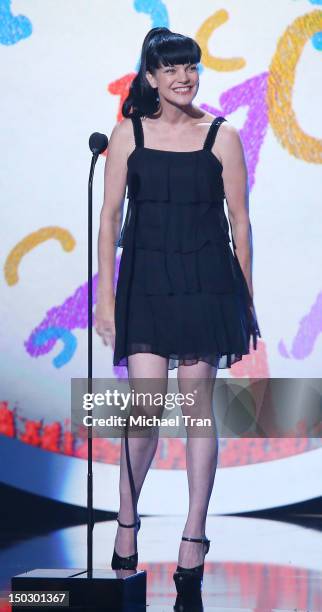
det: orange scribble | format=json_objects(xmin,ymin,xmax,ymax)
[
  {"xmin": 195, "ymin": 9, "xmax": 245, "ymax": 71},
  {"xmin": 4, "ymin": 226, "xmax": 76, "ymax": 286},
  {"xmin": 268, "ymin": 9, "xmax": 322, "ymax": 163}
]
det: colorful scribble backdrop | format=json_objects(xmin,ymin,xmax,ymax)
[{"xmin": 1, "ymin": 1, "xmax": 322, "ymax": 499}]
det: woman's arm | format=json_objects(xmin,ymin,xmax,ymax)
[
  {"xmin": 95, "ymin": 118, "xmax": 131, "ymax": 347},
  {"xmin": 97, "ymin": 119, "xmax": 130, "ymax": 303},
  {"xmin": 216, "ymin": 123, "xmax": 253, "ymax": 298}
]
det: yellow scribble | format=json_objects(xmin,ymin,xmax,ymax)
[
  {"xmin": 195, "ymin": 9, "xmax": 245, "ymax": 72},
  {"xmin": 267, "ymin": 9, "xmax": 322, "ymax": 163},
  {"xmin": 4, "ymin": 227, "xmax": 76, "ymax": 286}
]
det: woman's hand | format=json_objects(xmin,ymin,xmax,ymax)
[{"xmin": 94, "ymin": 297, "xmax": 116, "ymax": 350}]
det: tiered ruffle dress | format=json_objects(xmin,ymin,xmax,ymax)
[{"xmin": 113, "ymin": 114, "xmax": 261, "ymax": 370}]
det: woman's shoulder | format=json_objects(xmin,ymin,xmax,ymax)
[
  {"xmin": 199, "ymin": 112, "xmax": 240, "ymax": 145},
  {"xmin": 110, "ymin": 117, "xmax": 133, "ymax": 139},
  {"xmin": 189, "ymin": 111, "xmax": 233, "ymax": 150},
  {"xmin": 192, "ymin": 110, "xmax": 235, "ymax": 141},
  {"xmin": 107, "ymin": 118, "xmax": 135, "ymax": 158},
  {"xmin": 214, "ymin": 119, "xmax": 240, "ymax": 144},
  {"xmin": 197, "ymin": 112, "xmax": 242, "ymax": 162}
]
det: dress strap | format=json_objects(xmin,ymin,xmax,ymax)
[
  {"xmin": 130, "ymin": 114, "xmax": 144, "ymax": 148},
  {"xmin": 203, "ymin": 116, "xmax": 227, "ymax": 151}
]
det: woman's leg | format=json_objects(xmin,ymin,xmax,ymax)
[
  {"xmin": 114, "ymin": 352, "xmax": 168, "ymax": 557},
  {"xmin": 177, "ymin": 359, "xmax": 219, "ymax": 568}
]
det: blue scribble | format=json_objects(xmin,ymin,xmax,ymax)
[
  {"xmin": 309, "ymin": 0, "xmax": 322, "ymax": 5},
  {"xmin": 133, "ymin": 0, "xmax": 204, "ymax": 74},
  {"xmin": 134, "ymin": 0, "xmax": 169, "ymax": 28},
  {"xmin": 134, "ymin": 0, "xmax": 168, "ymax": 71},
  {"xmin": 312, "ymin": 31, "xmax": 322, "ymax": 50},
  {"xmin": 33, "ymin": 327, "xmax": 77, "ymax": 368},
  {"xmin": 0, "ymin": 0, "xmax": 32, "ymax": 45}
]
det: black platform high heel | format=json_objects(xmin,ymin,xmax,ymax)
[
  {"xmin": 173, "ymin": 535, "xmax": 210, "ymax": 595},
  {"xmin": 111, "ymin": 515, "xmax": 141, "ymax": 570}
]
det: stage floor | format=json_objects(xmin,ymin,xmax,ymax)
[{"xmin": 1, "ymin": 514, "xmax": 322, "ymax": 610}]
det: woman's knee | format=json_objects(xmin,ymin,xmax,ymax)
[{"xmin": 178, "ymin": 364, "xmax": 216, "ymax": 419}]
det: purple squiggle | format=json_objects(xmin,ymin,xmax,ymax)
[
  {"xmin": 279, "ymin": 291, "xmax": 322, "ymax": 360},
  {"xmin": 201, "ymin": 72, "xmax": 269, "ymax": 191},
  {"xmin": 24, "ymin": 256, "xmax": 121, "ymax": 357}
]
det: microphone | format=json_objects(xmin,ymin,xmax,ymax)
[{"xmin": 89, "ymin": 132, "xmax": 108, "ymax": 156}]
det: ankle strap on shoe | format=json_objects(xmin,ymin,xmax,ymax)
[
  {"xmin": 117, "ymin": 515, "xmax": 140, "ymax": 528},
  {"xmin": 182, "ymin": 535, "xmax": 210, "ymax": 553}
]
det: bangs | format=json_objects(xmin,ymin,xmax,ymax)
[{"xmin": 147, "ymin": 34, "xmax": 201, "ymax": 70}]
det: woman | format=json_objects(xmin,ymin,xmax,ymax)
[{"xmin": 95, "ymin": 26, "xmax": 261, "ymax": 594}]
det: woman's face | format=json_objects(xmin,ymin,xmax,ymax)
[{"xmin": 146, "ymin": 62, "xmax": 199, "ymax": 106}]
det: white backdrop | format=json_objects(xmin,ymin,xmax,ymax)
[{"xmin": 1, "ymin": 0, "xmax": 322, "ymax": 511}]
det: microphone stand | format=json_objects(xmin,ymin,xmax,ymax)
[
  {"xmin": 11, "ymin": 133, "xmax": 146, "ymax": 611},
  {"xmin": 86, "ymin": 144, "xmax": 98, "ymax": 577}
]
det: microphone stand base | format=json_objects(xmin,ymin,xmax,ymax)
[{"xmin": 11, "ymin": 567, "xmax": 147, "ymax": 611}]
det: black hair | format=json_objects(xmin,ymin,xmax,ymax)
[{"xmin": 122, "ymin": 27, "xmax": 201, "ymax": 118}]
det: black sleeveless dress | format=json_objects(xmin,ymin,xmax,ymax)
[{"xmin": 113, "ymin": 114, "xmax": 261, "ymax": 370}]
